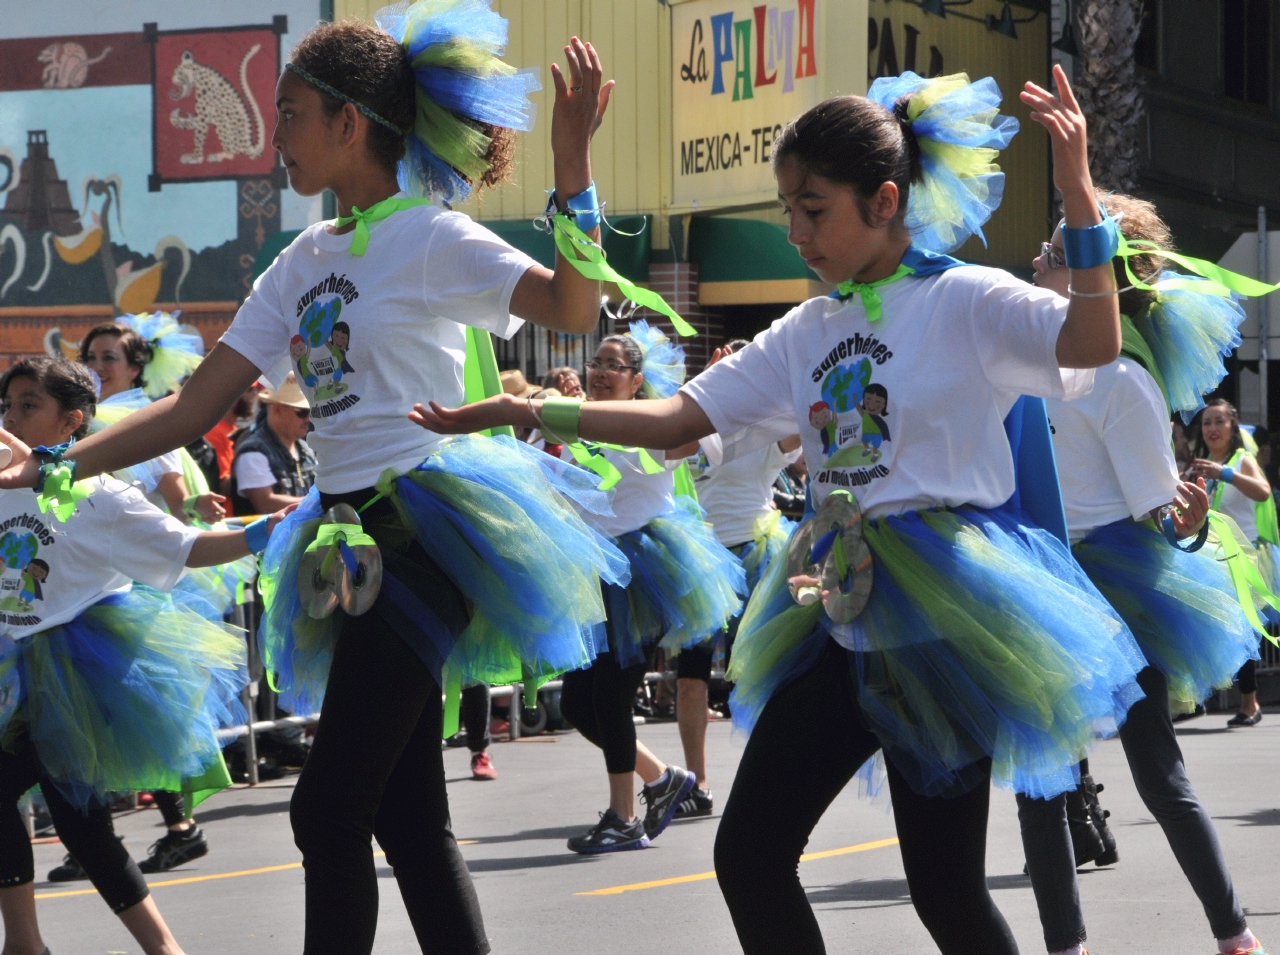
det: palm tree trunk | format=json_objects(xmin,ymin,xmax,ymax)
[{"xmin": 1073, "ymin": 0, "xmax": 1145, "ymax": 192}]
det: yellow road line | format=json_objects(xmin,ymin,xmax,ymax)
[{"xmin": 575, "ymin": 836, "xmax": 899, "ymax": 896}]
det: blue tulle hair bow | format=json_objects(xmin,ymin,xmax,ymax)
[
  {"xmin": 867, "ymin": 71, "xmax": 1019, "ymax": 254},
  {"xmin": 628, "ymin": 319, "xmax": 686, "ymax": 400}
]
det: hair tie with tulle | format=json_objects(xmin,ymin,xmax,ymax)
[
  {"xmin": 117, "ymin": 310, "xmax": 204, "ymax": 399},
  {"xmin": 627, "ymin": 319, "xmax": 686, "ymax": 400},
  {"xmin": 867, "ymin": 71, "xmax": 1019, "ymax": 255}
]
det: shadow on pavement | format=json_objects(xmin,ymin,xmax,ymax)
[
  {"xmin": 806, "ymin": 872, "xmax": 1033, "ymax": 909},
  {"xmin": 194, "ymin": 799, "xmax": 294, "ymax": 823},
  {"xmin": 1216, "ymin": 808, "xmax": 1280, "ymax": 827},
  {"xmin": 378, "ymin": 853, "xmax": 597, "ymax": 876},
  {"xmin": 462, "ymin": 824, "xmax": 593, "ymax": 845}
]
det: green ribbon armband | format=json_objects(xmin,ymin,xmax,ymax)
[
  {"xmin": 539, "ymin": 397, "xmax": 584, "ymax": 445},
  {"xmin": 549, "ymin": 214, "xmax": 696, "ymax": 337},
  {"xmin": 182, "ymin": 494, "xmax": 201, "ymax": 519},
  {"xmin": 566, "ymin": 441, "xmax": 664, "ymax": 491},
  {"xmin": 36, "ymin": 462, "xmax": 90, "ymax": 522}
]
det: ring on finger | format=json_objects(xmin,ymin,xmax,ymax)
[{"xmin": 569, "ymin": 86, "xmax": 583, "ymax": 92}]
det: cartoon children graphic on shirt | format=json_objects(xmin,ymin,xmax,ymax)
[
  {"xmin": 855, "ymin": 384, "xmax": 891, "ymax": 464},
  {"xmin": 809, "ymin": 401, "xmax": 838, "ymax": 457},
  {"xmin": 294, "ymin": 296, "xmax": 352, "ymax": 400},
  {"xmin": 20, "ymin": 560, "xmax": 47, "ymax": 605}
]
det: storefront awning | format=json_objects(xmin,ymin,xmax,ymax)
[{"xmin": 688, "ymin": 216, "xmax": 831, "ymax": 304}]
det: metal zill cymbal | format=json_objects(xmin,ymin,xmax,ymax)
[
  {"xmin": 338, "ymin": 543, "xmax": 382, "ymax": 617},
  {"xmin": 814, "ymin": 490, "xmax": 873, "ymax": 624},
  {"xmin": 297, "ymin": 547, "xmax": 340, "ymax": 619}
]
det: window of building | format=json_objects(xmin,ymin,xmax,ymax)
[{"xmin": 1223, "ymin": 0, "xmax": 1271, "ymax": 106}]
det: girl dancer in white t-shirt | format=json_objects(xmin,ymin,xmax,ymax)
[
  {"xmin": 410, "ymin": 66, "xmax": 1147, "ymax": 955},
  {"xmin": 0, "ymin": 5, "xmax": 642, "ymax": 952},
  {"xmin": 0, "ymin": 357, "xmax": 275, "ymax": 955}
]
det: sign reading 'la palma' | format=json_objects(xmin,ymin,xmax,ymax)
[{"xmin": 672, "ymin": 0, "xmax": 824, "ymax": 210}]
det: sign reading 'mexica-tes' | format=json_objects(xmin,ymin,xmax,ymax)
[{"xmin": 670, "ymin": 0, "xmax": 866, "ymax": 212}]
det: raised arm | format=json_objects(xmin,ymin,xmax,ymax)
[
  {"xmin": 0, "ymin": 343, "xmax": 261, "ymax": 489},
  {"xmin": 1022, "ymin": 64, "xmax": 1120, "ymax": 369},
  {"xmin": 410, "ymin": 391, "xmax": 715, "ymax": 451},
  {"xmin": 508, "ymin": 38, "xmax": 615, "ymax": 335}
]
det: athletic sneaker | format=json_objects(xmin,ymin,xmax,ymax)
[
  {"xmin": 567, "ymin": 808, "xmax": 649, "ymax": 854},
  {"xmin": 138, "ymin": 826, "xmax": 208, "ymax": 873},
  {"xmin": 640, "ymin": 765, "xmax": 697, "ymax": 838},
  {"xmin": 47, "ymin": 853, "xmax": 88, "ymax": 882},
  {"xmin": 471, "ymin": 751, "xmax": 497, "ymax": 780},
  {"xmin": 673, "ymin": 785, "xmax": 713, "ymax": 819}
]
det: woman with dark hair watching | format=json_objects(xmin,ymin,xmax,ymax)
[{"xmin": 1191, "ymin": 397, "xmax": 1278, "ymax": 727}]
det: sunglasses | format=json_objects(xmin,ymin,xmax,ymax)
[{"xmin": 292, "ymin": 407, "xmax": 311, "ymax": 419}]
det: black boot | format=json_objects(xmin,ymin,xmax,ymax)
[
  {"xmin": 1064, "ymin": 785, "xmax": 1105, "ymax": 867},
  {"xmin": 1080, "ymin": 774, "xmax": 1118, "ymax": 866}
]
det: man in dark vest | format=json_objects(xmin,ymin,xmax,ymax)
[{"xmin": 231, "ymin": 372, "xmax": 316, "ymax": 515}]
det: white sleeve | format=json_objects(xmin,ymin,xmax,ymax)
[
  {"xmin": 421, "ymin": 213, "xmax": 538, "ymax": 340},
  {"xmin": 219, "ymin": 240, "xmax": 294, "ymax": 375},
  {"xmin": 680, "ymin": 321, "xmax": 798, "ymax": 462},
  {"xmin": 105, "ymin": 486, "xmax": 201, "ymax": 592},
  {"xmin": 1102, "ymin": 364, "xmax": 1180, "ymax": 520},
  {"xmin": 155, "ymin": 451, "xmax": 183, "ymax": 478},
  {"xmin": 233, "ymin": 452, "xmax": 277, "ymax": 491},
  {"xmin": 965, "ymin": 269, "xmax": 1092, "ymax": 401}
]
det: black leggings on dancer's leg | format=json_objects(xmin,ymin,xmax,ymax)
[
  {"xmin": 0, "ymin": 737, "xmax": 148, "ymax": 914},
  {"xmin": 559, "ymin": 651, "xmax": 648, "ymax": 774},
  {"xmin": 290, "ymin": 502, "xmax": 487, "ymax": 955},
  {"xmin": 715, "ymin": 639, "xmax": 1018, "ymax": 955}
]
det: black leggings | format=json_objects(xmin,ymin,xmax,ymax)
[
  {"xmin": 715, "ymin": 639, "xmax": 1018, "ymax": 955},
  {"xmin": 460, "ymin": 684, "xmax": 490, "ymax": 754},
  {"xmin": 154, "ymin": 790, "xmax": 186, "ymax": 828},
  {"xmin": 0, "ymin": 735, "xmax": 148, "ymax": 914},
  {"xmin": 290, "ymin": 491, "xmax": 487, "ymax": 955},
  {"xmin": 1237, "ymin": 657, "xmax": 1258, "ymax": 695},
  {"xmin": 559, "ymin": 652, "xmax": 648, "ymax": 775}
]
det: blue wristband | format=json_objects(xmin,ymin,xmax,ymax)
[
  {"xmin": 1161, "ymin": 509, "xmax": 1209, "ymax": 553},
  {"xmin": 244, "ymin": 516, "xmax": 271, "ymax": 556},
  {"xmin": 1220, "ymin": 466, "xmax": 1235, "ymax": 484},
  {"xmin": 565, "ymin": 181, "xmax": 600, "ymax": 232},
  {"xmin": 1061, "ymin": 212, "xmax": 1120, "ymax": 270}
]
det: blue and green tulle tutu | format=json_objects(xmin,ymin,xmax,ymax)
[
  {"xmin": 1255, "ymin": 539, "xmax": 1280, "ymax": 626},
  {"xmin": 173, "ymin": 557, "xmax": 257, "ymax": 623},
  {"xmin": 738, "ymin": 509, "xmax": 796, "ymax": 593},
  {"xmin": 730, "ymin": 503, "xmax": 1146, "ymax": 800},
  {"xmin": 600, "ymin": 498, "xmax": 747, "ymax": 668},
  {"xmin": 259, "ymin": 435, "xmax": 629, "ymax": 715},
  {"xmin": 0, "ymin": 588, "xmax": 247, "ymax": 811},
  {"xmin": 1073, "ymin": 519, "xmax": 1259, "ymax": 705}
]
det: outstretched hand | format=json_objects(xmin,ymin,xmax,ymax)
[
  {"xmin": 0, "ymin": 429, "xmax": 40, "ymax": 490},
  {"xmin": 1021, "ymin": 63, "xmax": 1095, "ymax": 221},
  {"xmin": 409, "ymin": 395, "xmax": 517, "ymax": 436}
]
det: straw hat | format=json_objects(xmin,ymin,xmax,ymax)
[
  {"xmin": 259, "ymin": 372, "xmax": 311, "ymax": 410},
  {"xmin": 500, "ymin": 369, "xmax": 541, "ymax": 398}
]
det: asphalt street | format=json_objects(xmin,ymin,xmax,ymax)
[{"xmin": 26, "ymin": 709, "xmax": 1280, "ymax": 954}]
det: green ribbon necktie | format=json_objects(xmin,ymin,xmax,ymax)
[
  {"xmin": 565, "ymin": 441, "xmax": 664, "ymax": 491},
  {"xmin": 1207, "ymin": 512, "xmax": 1280, "ymax": 643},
  {"xmin": 836, "ymin": 264, "xmax": 915, "ymax": 323},
  {"xmin": 333, "ymin": 197, "xmax": 433, "ymax": 256},
  {"xmin": 37, "ymin": 465, "xmax": 91, "ymax": 522},
  {"xmin": 550, "ymin": 214, "xmax": 696, "ymax": 337}
]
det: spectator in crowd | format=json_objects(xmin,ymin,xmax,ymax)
[
  {"xmin": 543, "ymin": 365, "xmax": 583, "ymax": 397},
  {"xmin": 229, "ymin": 374, "xmax": 316, "ymax": 516},
  {"xmin": 205, "ymin": 388, "xmax": 259, "ymax": 509}
]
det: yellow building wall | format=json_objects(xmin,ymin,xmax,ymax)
[{"xmin": 332, "ymin": 0, "xmax": 1049, "ymax": 270}]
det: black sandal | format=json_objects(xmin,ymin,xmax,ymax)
[{"xmin": 1226, "ymin": 711, "xmax": 1263, "ymax": 727}]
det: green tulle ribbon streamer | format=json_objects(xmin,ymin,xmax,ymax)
[
  {"xmin": 551, "ymin": 214, "xmax": 695, "ymax": 337},
  {"xmin": 564, "ymin": 441, "xmax": 664, "ymax": 492},
  {"xmin": 1207, "ymin": 511, "xmax": 1280, "ymax": 643},
  {"xmin": 1117, "ymin": 235, "xmax": 1280, "ymax": 299},
  {"xmin": 36, "ymin": 465, "xmax": 91, "ymax": 522},
  {"xmin": 333, "ymin": 197, "xmax": 433, "ymax": 256},
  {"xmin": 836, "ymin": 264, "xmax": 915, "ymax": 323}
]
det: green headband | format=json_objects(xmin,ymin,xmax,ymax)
[{"xmin": 285, "ymin": 63, "xmax": 406, "ymax": 136}]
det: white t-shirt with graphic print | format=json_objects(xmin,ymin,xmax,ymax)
[
  {"xmin": 1046, "ymin": 358, "xmax": 1178, "ymax": 542},
  {"xmin": 221, "ymin": 197, "xmax": 538, "ymax": 494},
  {"xmin": 681, "ymin": 266, "xmax": 1093, "ymax": 520},
  {"xmin": 688, "ymin": 440, "xmax": 792, "ymax": 547},
  {"xmin": 0, "ymin": 481, "xmax": 199, "ymax": 640}
]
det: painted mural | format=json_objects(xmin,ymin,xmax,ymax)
[{"xmin": 0, "ymin": 3, "xmax": 321, "ymax": 367}]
